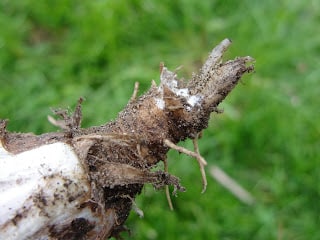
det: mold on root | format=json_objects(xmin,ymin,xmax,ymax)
[{"xmin": 0, "ymin": 39, "xmax": 254, "ymax": 239}]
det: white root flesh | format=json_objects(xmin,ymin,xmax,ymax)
[{"xmin": 0, "ymin": 142, "xmax": 110, "ymax": 240}]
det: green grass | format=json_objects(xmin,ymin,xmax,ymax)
[{"xmin": 1, "ymin": 0, "xmax": 319, "ymax": 239}]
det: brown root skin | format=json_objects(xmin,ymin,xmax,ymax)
[{"xmin": 0, "ymin": 39, "xmax": 254, "ymax": 239}]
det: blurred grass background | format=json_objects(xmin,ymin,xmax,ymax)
[{"xmin": 0, "ymin": 0, "xmax": 319, "ymax": 239}]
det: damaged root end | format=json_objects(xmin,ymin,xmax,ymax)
[{"xmin": 48, "ymin": 97, "xmax": 84, "ymax": 132}]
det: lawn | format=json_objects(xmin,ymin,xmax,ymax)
[{"xmin": 0, "ymin": 0, "xmax": 319, "ymax": 239}]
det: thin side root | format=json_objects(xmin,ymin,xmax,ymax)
[
  {"xmin": 164, "ymin": 138, "xmax": 208, "ymax": 193},
  {"xmin": 163, "ymin": 157, "xmax": 174, "ymax": 211},
  {"xmin": 74, "ymin": 133, "xmax": 136, "ymax": 146},
  {"xmin": 130, "ymin": 82, "xmax": 140, "ymax": 102},
  {"xmin": 193, "ymin": 134, "xmax": 207, "ymax": 193}
]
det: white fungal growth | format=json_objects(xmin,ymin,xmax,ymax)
[
  {"xmin": 156, "ymin": 66, "xmax": 203, "ymax": 110},
  {"xmin": 187, "ymin": 95, "xmax": 203, "ymax": 107},
  {"xmin": 155, "ymin": 97, "xmax": 165, "ymax": 110}
]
